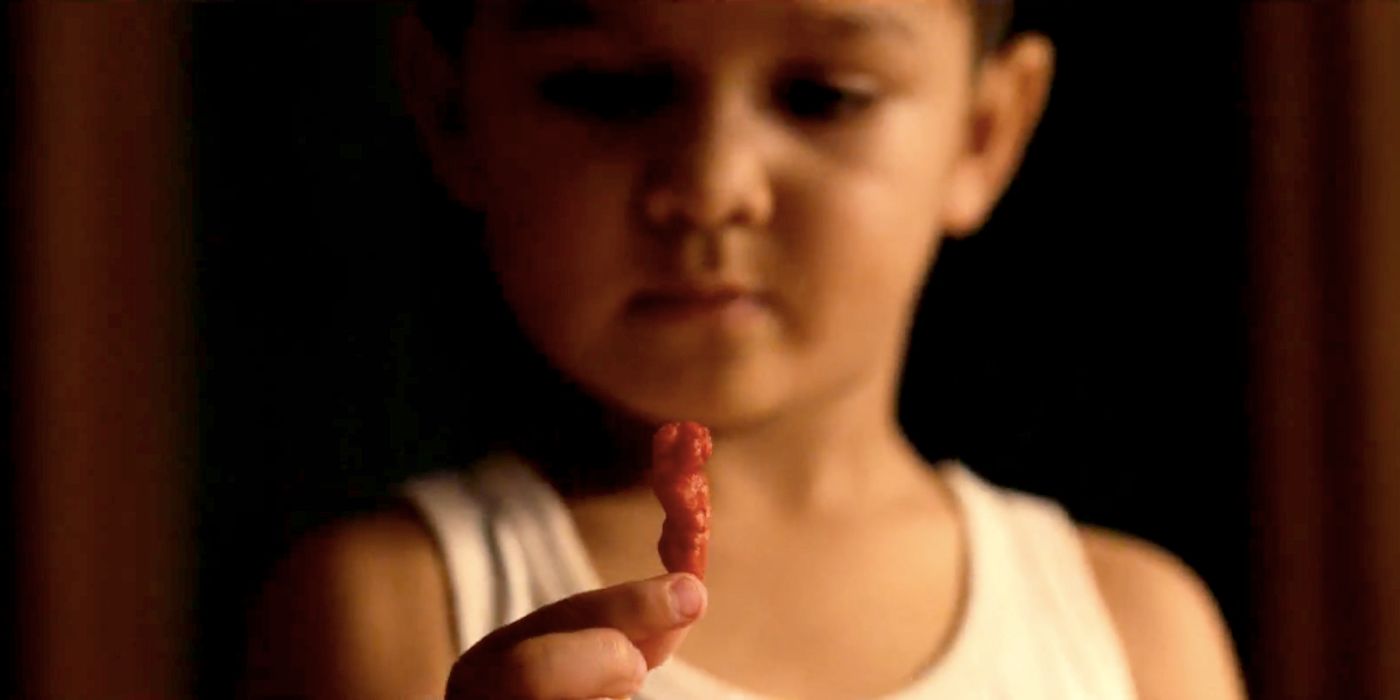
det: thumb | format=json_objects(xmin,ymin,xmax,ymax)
[
  {"xmin": 634, "ymin": 574, "xmax": 708, "ymax": 668},
  {"xmin": 478, "ymin": 572, "xmax": 707, "ymax": 667}
]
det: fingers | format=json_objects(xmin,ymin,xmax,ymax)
[
  {"xmin": 446, "ymin": 574, "xmax": 708, "ymax": 698},
  {"xmin": 591, "ymin": 573, "xmax": 707, "ymax": 668},
  {"xmin": 483, "ymin": 573, "xmax": 707, "ymax": 660},
  {"xmin": 637, "ymin": 625, "xmax": 694, "ymax": 671},
  {"xmin": 449, "ymin": 627, "xmax": 646, "ymax": 700},
  {"xmin": 636, "ymin": 574, "xmax": 706, "ymax": 667}
]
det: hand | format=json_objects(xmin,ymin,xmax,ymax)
[{"xmin": 445, "ymin": 572, "xmax": 708, "ymax": 699}]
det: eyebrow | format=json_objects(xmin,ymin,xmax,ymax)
[{"xmin": 802, "ymin": 6, "xmax": 921, "ymax": 45}]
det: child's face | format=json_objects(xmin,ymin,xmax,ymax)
[{"xmin": 412, "ymin": 0, "xmax": 1045, "ymax": 428}]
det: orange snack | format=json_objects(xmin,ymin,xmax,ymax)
[{"xmin": 650, "ymin": 422, "xmax": 712, "ymax": 579}]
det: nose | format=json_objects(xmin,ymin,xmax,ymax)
[{"xmin": 637, "ymin": 99, "xmax": 775, "ymax": 237}]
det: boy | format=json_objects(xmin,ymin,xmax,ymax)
[{"xmin": 245, "ymin": 1, "xmax": 1247, "ymax": 698}]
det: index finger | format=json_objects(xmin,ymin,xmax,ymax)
[{"xmin": 479, "ymin": 572, "xmax": 707, "ymax": 651}]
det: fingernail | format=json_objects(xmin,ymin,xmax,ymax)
[{"xmin": 668, "ymin": 575, "xmax": 704, "ymax": 620}]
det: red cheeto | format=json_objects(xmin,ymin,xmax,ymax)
[{"xmin": 650, "ymin": 422, "xmax": 712, "ymax": 579}]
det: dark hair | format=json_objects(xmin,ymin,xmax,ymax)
[
  {"xmin": 414, "ymin": 1, "xmax": 1017, "ymax": 57},
  {"xmin": 974, "ymin": 0, "xmax": 1015, "ymax": 52}
]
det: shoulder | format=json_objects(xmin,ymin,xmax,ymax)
[
  {"xmin": 242, "ymin": 508, "xmax": 456, "ymax": 700},
  {"xmin": 1078, "ymin": 526, "xmax": 1247, "ymax": 700}
]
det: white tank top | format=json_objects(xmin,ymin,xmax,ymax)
[{"xmin": 402, "ymin": 453, "xmax": 1138, "ymax": 699}]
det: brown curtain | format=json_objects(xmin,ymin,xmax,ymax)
[
  {"xmin": 1247, "ymin": 3, "xmax": 1400, "ymax": 698},
  {"xmin": 11, "ymin": 5, "xmax": 191, "ymax": 699}
]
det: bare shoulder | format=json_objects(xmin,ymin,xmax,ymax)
[
  {"xmin": 242, "ymin": 508, "xmax": 456, "ymax": 700},
  {"xmin": 1079, "ymin": 527, "xmax": 1247, "ymax": 700}
]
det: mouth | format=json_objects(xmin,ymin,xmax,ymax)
[{"xmin": 628, "ymin": 286, "xmax": 770, "ymax": 323}]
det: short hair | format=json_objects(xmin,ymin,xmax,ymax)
[
  {"xmin": 974, "ymin": 0, "xmax": 1015, "ymax": 52},
  {"xmin": 415, "ymin": 1, "xmax": 1017, "ymax": 57}
]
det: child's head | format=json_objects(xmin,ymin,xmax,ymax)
[
  {"xmin": 413, "ymin": 1, "xmax": 1018, "ymax": 58},
  {"xmin": 396, "ymin": 0, "xmax": 1052, "ymax": 433}
]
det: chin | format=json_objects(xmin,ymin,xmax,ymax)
[{"xmin": 591, "ymin": 360, "xmax": 793, "ymax": 433}]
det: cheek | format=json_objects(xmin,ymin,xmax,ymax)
[
  {"xmin": 479, "ymin": 145, "xmax": 639, "ymax": 358},
  {"xmin": 780, "ymin": 149, "xmax": 953, "ymax": 350}
]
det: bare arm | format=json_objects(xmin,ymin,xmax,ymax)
[
  {"xmin": 242, "ymin": 508, "xmax": 708, "ymax": 700},
  {"xmin": 1081, "ymin": 527, "xmax": 1248, "ymax": 700},
  {"xmin": 241, "ymin": 510, "xmax": 457, "ymax": 700}
]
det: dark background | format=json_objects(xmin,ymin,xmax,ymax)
[
  {"xmin": 191, "ymin": 4, "xmax": 1252, "ymax": 697},
  {"xmin": 3, "ymin": 8, "xmax": 17, "ymax": 698}
]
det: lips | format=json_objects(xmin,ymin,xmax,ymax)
[{"xmin": 628, "ymin": 285, "xmax": 770, "ymax": 322}]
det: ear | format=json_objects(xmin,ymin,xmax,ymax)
[
  {"xmin": 392, "ymin": 12, "xmax": 484, "ymax": 210},
  {"xmin": 942, "ymin": 33, "xmax": 1055, "ymax": 237}
]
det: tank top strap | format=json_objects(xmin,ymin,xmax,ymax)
[
  {"xmin": 944, "ymin": 465, "xmax": 1138, "ymax": 699},
  {"xmin": 1003, "ymin": 490, "xmax": 1137, "ymax": 697},
  {"xmin": 472, "ymin": 456, "xmax": 603, "ymax": 608},
  {"xmin": 399, "ymin": 469, "xmax": 499, "ymax": 653},
  {"xmin": 400, "ymin": 454, "xmax": 602, "ymax": 654}
]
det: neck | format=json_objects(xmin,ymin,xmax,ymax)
[
  {"xmin": 529, "ymin": 346, "xmax": 931, "ymax": 514},
  {"xmin": 706, "ymin": 364, "xmax": 928, "ymax": 517}
]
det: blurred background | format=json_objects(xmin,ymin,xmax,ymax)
[{"xmin": 6, "ymin": 2, "xmax": 1398, "ymax": 699}]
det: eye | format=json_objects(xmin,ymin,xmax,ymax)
[
  {"xmin": 774, "ymin": 77, "xmax": 880, "ymax": 123},
  {"xmin": 535, "ymin": 67, "xmax": 676, "ymax": 122}
]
